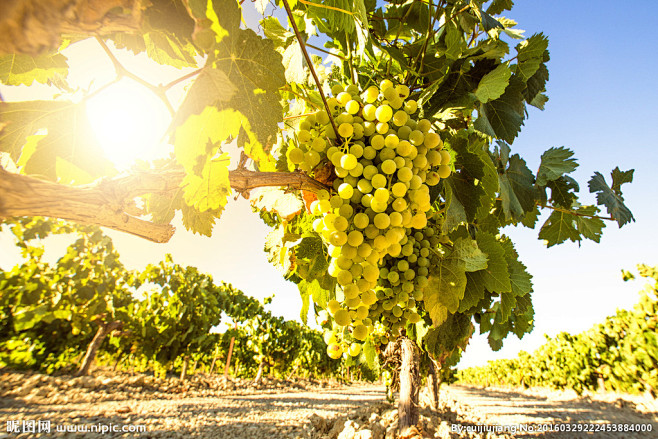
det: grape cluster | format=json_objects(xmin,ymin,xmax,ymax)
[{"xmin": 288, "ymin": 81, "xmax": 452, "ymax": 359}]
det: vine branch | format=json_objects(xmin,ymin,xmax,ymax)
[
  {"xmin": 280, "ymin": 0, "xmax": 340, "ymax": 140},
  {"xmin": 0, "ymin": 167, "xmax": 329, "ymax": 243}
]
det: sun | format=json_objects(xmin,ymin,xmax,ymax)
[{"xmin": 85, "ymin": 79, "xmax": 171, "ymax": 169}]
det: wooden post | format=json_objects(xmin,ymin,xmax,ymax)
[
  {"xmin": 209, "ymin": 345, "xmax": 220, "ymax": 374},
  {"xmin": 224, "ymin": 337, "xmax": 235, "ymax": 378},
  {"xmin": 398, "ymin": 337, "xmax": 420, "ymax": 434}
]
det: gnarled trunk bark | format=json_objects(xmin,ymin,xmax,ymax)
[
  {"xmin": 75, "ymin": 319, "xmax": 122, "ymax": 376},
  {"xmin": 398, "ymin": 337, "xmax": 420, "ymax": 434},
  {"xmin": 180, "ymin": 355, "xmax": 189, "ymax": 380}
]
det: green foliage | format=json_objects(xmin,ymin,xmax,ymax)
[{"xmin": 457, "ymin": 265, "xmax": 658, "ymax": 396}]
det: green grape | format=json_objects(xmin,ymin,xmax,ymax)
[
  {"xmin": 340, "ymin": 153, "xmax": 358, "ymax": 170},
  {"xmin": 363, "ymin": 264, "xmax": 380, "ymax": 282},
  {"xmin": 298, "ymin": 129, "xmax": 312, "ymax": 143},
  {"xmin": 364, "ymin": 85, "xmax": 379, "ymax": 103},
  {"xmin": 440, "ymin": 150, "xmax": 451, "ymax": 165},
  {"xmin": 393, "ymin": 156, "xmax": 406, "ymax": 169},
  {"xmin": 338, "ymin": 182, "xmax": 354, "ymax": 199},
  {"xmin": 380, "ymin": 79, "xmax": 394, "ymax": 91},
  {"xmin": 409, "ymin": 130, "xmax": 424, "ymax": 146},
  {"xmin": 395, "ymin": 84, "xmax": 410, "ymax": 99},
  {"xmin": 288, "ymin": 147, "xmax": 305, "ymax": 164},
  {"xmin": 363, "ymin": 165, "xmax": 379, "ymax": 180},
  {"xmin": 371, "ymin": 174, "xmax": 387, "ymax": 189},
  {"xmin": 337, "ymin": 255, "xmax": 352, "ymax": 270},
  {"xmin": 373, "ymin": 187, "xmax": 390, "ymax": 203},
  {"xmin": 330, "ymin": 231, "xmax": 348, "ymax": 247},
  {"xmin": 371, "ymin": 134, "xmax": 385, "ymax": 150},
  {"xmin": 363, "ymin": 145, "xmax": 377, "ymax": 160},
  {"xmin": 334, "ymin": 216, "xmax": 348, "ymax": 232},
  {"xmin": 346, "ymin": 84, "xmax": 360, "ymax": 95},
  {"xmin": 392, "ymin": 110, "xmax": 408, "ymax": 127},
  {"xmin": 392, "ymin": 198, "xmax": 408, "ymax": 212},
  {"xmin": 345, "ymin": 100, "xmax": 360, "ymax": 114},
  {"xmin": 357, "ymin": 242, "xmax": 372, "ymax": 258},
  {"xmin": 413, "ymin": 154, "xmax": 428, "ymax": 169},
  {"xmin": 389, "ymin": 211, "xmax": 403, "ymax": 227},
  {"xmin": 330, "ymin": 195, "xmax": 343, "ymax": 209},
  {"xmin": 369, "ymin": 199, "xmax": 387, "ymax": 214},
  {"xmin": 335, "ymin": 166, "xmax": 349, "ymax": 178},
  {"xmin": 381, "ymin": 159, "xmax": 397, "ymax": 174},
  {"xmin": 373, "ymin": 235, "xmax": 388, "ymax": 250},
  {"xmin": 374, "ymin": 213, "xmax": 391, "ymax": 229},
  {"xmin": 361, "ymin": 193, "xmax": 373, "ymax": 208},
  {"xmin": 375, "ymin": 105, "xmax": 393, "ymax": 123},
  {"xmin": 350, "ymin": 263, "xmax": 363, "ymax": 278},
  {"xmin": 353, "ymin": 212, "xmax": 370, "ymax": 229},
  {"xmin": 397, "ymin": 167, "xmax": 413, "ymax": 182},
  {"xmin": 335, "ymin": 112, "xmax": 352, "ymax": 124},
  {"xmin": 409, "ymin": 174, "xmax": 423, "ymax": 190},
  {"xmin": 347, "ymin": 230, "xmax": 364, "ymax": 247},
  {"xmin": 331, "ymin": 84, "xmax": 344, "ymax": 95},
  {"xmin": 339, "ymin": 203, "xmax": 354, "ymax": 218},
  {"xmin": 379, "ymin": 147, "xmax": 396, "ymax": 161},
  {"xmin": 424, "ymin": 132, "xmax": 441, "ymax": 149},
  {"xmin": 426, "ymin": 171, "xmax": 440, "ymax": 186},
  {"xmin": 397, "ymin": 125, "xmax": 412, "ymax": 140},
  {"xmin": 417, "ymin": 119, "xmax": 431, "ymax": 132},
  {"xmin": 438, "ymin": 164, "xmax": 451, "ymax": 178},
  {"xmin": 349, "ymin": 162, "xmax": 364, "ymax": 178},
  {"xmin": 376, "ymin": 122, "xmax": 389, "ymax": 134},
  {"xmin": 338, "ymin": 123, "xmax": 354, "ymax": 138},
  {"xmin": 404, "ymin": 100, "xmax": 418, "ymax": 114},
  {"xmin": 316, "ymin": 110, "xmax": 330, "ymax": 124},
  {"xmin": 362, "ymin": 104, "xmax": 377, "ymax": 121},
  {"xmin": 389, "ymin": 97, "xmax": 403, "ymax": 110},
  {"xmin": 337, "ymin": 92, "xmax": 352, "ymax": 105},
  {"xmin": 383, "ymin": 87, "xmax": 398, "ymax": 101},
  {"xmin": 357, "ymin": 178, "xmax": 373, "ymax": 194},
  {"xmin": 363, "ymin": 121, "xmax": 376, "ymax": 137}
]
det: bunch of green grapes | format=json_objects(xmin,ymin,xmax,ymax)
[{"xmin": 287, "ymin": 81, "xmax": 452, "ymax": 358}]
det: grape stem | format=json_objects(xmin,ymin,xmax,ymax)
[{"xmin": 281, "ymin": 0, "xmax": 340, "ymax": 142}]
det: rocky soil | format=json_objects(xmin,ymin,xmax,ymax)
[{"xmin": 0, "ymin": 369, "xmax": 656, "ymax": 438}]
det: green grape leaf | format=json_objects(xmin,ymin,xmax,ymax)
[
  {"xmin": 499, "ymin": 154, "xmax": 536, "ymax": 222},
  {"xmin": 500, "ymin": 238, "xmax": 533, "ymax": 297},
  {"xmin": 574, "ymin": 205, "xmax": 606, "ymax": 243},
  {"xmin": 499, "ymin": 292, "xmax": 516, "ymax": 323},
  {"xmin": 297, "ymin": 236, "xmax": 323, "ymax": 260},
  {"xmin": 546, "ymin": 175, "xmax": 579, "ymax": 209},
  {"xmin": 470, "ymin": 232, "xmax": 511, "ymax": 293},
  {"xmin": 453, "ymin": 237, "xmax": 488, "ymax": 272},
  {"xmin": 610, "ymin": 167, "xmax": 634, "ymax": 194},
  {"xmin": 529, "ymin": 92, "xmax": 549, "ymax": 110},
  {"xmin": 213, "ymin": 28, "xmax": 285, "ymax": 158},
  {"xmin": 261, "ymin": 17, "xmax": 293, "ymax": 49},
  {"xmin": 538, "ymin": 210, "xmax": 580, "ymax": 247},
  {"xmin": 536, "ymin": 146, "xmax": 578, "ymax": 186},
  {"xmin": 423, "ymin": 312, "xmax": 472, "ymax": 359},
  {"xmin": 0, "ymin": 53, "xmax": 68, "ymax": 86},
  {"xmin": 181, "ymin": 204, "xmax": 218, "ymax": 237},
  {"xmin": 523, "ymin": 62, "xmax": 549, "ymax": 103},
  {"xmin": 181, "ymin": 154, "xmax": 231, "ymax": 212},
  {"xmin": 475, "ymin": 63, "xmax": 512, "ymax": 104},
  {"xmin": 426, "ymin": 254, "xmax": 467, "ymax": 320},
  {"xmin": 363, "ymin": 339, "xmax": 377, "ymax": 369},
  {"xmin": 515, "ymin": 33, "xmax": 549, "ymax": 81},
  {"xmin": 474, "ymin": 75, "xmax": 526, "ymax": 143},
  {"xmin": 472, "ymin": 5, "xmax": 504, "ymax": 32},
  {"xmin": 0, "ymin": 101, "xmax": 114, "ymax": 181},
  {"xmin": 282, "ymin": 43, "xmax": 307, "ymax": 84},
  {"xmin": 445, "ymin": 21, "xmax": 465, "ymax": 60},
  {"xmin": 459, "ymin": 276, "xmax": 486, "ymax": 313},
  {"xmin": 144, "ymin": 31, "xmax": 198, "ymax": 68},
  {"xmin": 487, "ymin": 0, "xmax": 514, "ymax": 15},
  {"xmin": 588, "ymin": 170, "xmax": 635, "ymax": 227},
  {"xmin": 173, "ymin": 66, "xmax": 237, "ymax": 127}
]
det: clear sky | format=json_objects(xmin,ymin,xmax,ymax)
[{"xmin": 1, "ymin": 1, "xmax": 657, "ymax": 369}]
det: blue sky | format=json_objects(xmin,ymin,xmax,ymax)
[{"xmin": 1, "ymin": 1, "xmax": 657, "ymax": 369}]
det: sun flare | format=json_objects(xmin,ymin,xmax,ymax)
[{"xmin": 85, "ymin": 79, "xmax": 171, "ymax": 169}]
